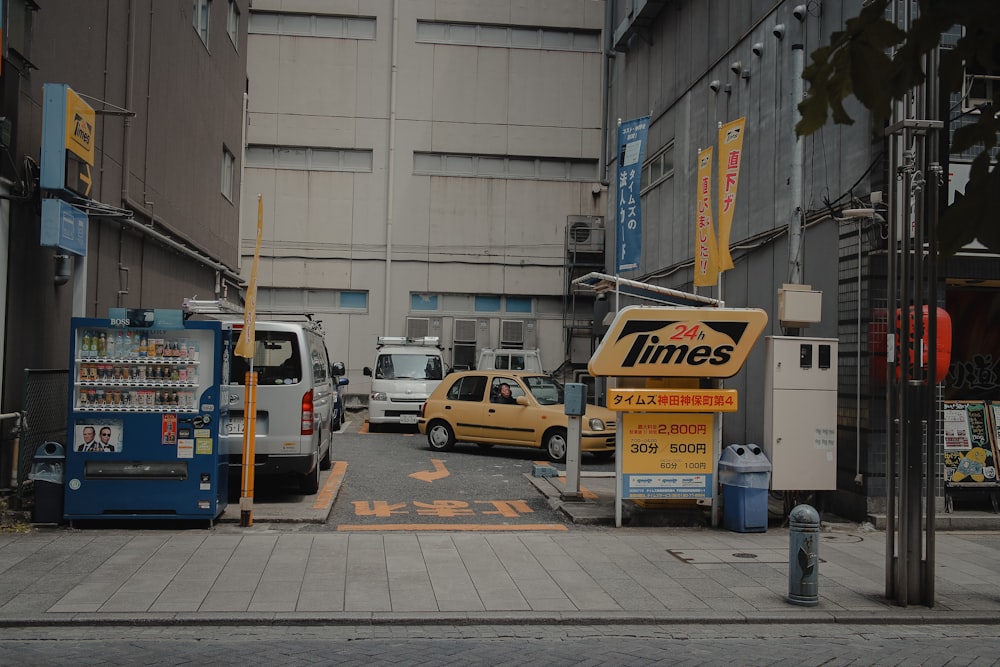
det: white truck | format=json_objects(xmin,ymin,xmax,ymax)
[
  {"xmin": 476, "ymin": 348, "xmax": 544, "ymax": 373},
  {"xmin": 363, "ymin": 336, "xmax": 445, "ymax": 429}
]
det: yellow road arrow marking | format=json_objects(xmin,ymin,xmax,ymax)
[{"xmin": 410, "ymin": 458, "xmax": 450, "ymax": 483}]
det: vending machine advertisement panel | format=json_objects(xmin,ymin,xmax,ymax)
[{"xmin": 64, "ymin": 310, "xmax": 228, "ymax": 524}]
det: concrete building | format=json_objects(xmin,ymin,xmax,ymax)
[
  {"xmin": 241, "ymin": 0, "xmax": 609, "ymax": 394},
  {"xmin": 604, "ymin": 0, "xmax": 1000, "ymax": 522},
  {"xmin": 0, "ymin": 1, "xmax": 248, "ymax": 483}
]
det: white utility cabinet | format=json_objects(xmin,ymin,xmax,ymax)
[{"xmin": 763, "ymin": 336, "xmax": 838, "ymax": 490}]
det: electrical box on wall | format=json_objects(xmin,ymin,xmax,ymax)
[
  {"xmin": 763, "ymin": 336, "xmax": 838, "ymax": 491},
  {"xmin": 778, "ymin": 284, "xmax": 822, "ymax": 328}
]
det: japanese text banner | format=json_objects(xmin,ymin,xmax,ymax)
[
  {"xmin": 716, "ymin": 117, "xmax": 745, "ymax": 271},
  {"xmin": 694, "ymin": 147, "xmax": 719, "ymax": 287},
  {"xmin": 616, "ymin": 116, "xmax": 650, "ymax": 273}
]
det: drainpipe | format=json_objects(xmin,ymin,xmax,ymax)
[
  {"xmin": 787, "ymin": 40, "xmax": 804, "ymax": 285},
  {"xmin": 599, "ymin": 0, "xmax": 614, "ymax": 186},
  {"xmin": 383, "ymin": 0, "xmax": 400, "ymax": 334}
]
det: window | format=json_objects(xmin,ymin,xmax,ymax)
[
  {"xmin": 227, "ymin": 0, "xmax": 240, "ymax": 49},
  {"xmin": 641, "ymin": 143, "xmax": 674, "ymax": 191},
  {"xmin": 414, "ymin": 152, "xmax": 597, "ymax": 182},
  {"xmin": 475, "ymin": 296, "xmax": 501, "ymax": 312},
  {"xmin": 246, "ymin": 145, "xmax": 373, "ymax": 172},
  {"xmin": 416, "ymin": 21, "xmax": 599, "ymax": 52},
  {"xmin": 411, "ymin": 294, "xmax": 439, "ymax": 311},
  {"xmin": 505, "ymin": 297, "xmax": 532, "ymax": 313},
  {"xmin": 256, "ymin": 288, "xmax": 368, "ymax": 313},
  {"xmin": 446, "ymin": 375, "xmax": 487, "ymax": 402},
  {"xmin": 221, "ymin": 147, "xmax": 235, "ymax": 200},
  {"xmin": 249, "ymin": 12, "xmax": 375, "ymax": 39},
  {"xmin": 193, "ymin": 0, "xmax": 211, "ymax": 46}
]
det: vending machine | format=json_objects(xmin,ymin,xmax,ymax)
[{"xmin": 64, "ymin": 309, "xmax": 228, "ymax": 524}]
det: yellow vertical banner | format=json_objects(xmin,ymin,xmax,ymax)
[
  {"xmin": 236, "ymin": 195, "xmax": 263, "ymax": 527},
  {"xmin": 235, "ymin": 195, "xmax": 263, "ymax": 359},
  {"xmin": 694, "ymin": 148, "xmax": 720, "ymax": 287},
  {"xmin": 716, "ymin": 117, "xmax": 745, "ymax": 272}
]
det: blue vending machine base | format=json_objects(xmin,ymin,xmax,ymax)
[{"xmin": 721, "ymin": 485, "xmax": 768, "ymax": 533}]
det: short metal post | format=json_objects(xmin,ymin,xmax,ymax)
[
  {"xmin": 787, "ymin": 504, "xmax": 820, "ymax": 606},
  {"xmin": 563, "ymin": 414, "xmax": 583, "ymax": 500}
]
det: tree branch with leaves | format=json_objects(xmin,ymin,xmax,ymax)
[{"xmin": 797, "ymin": 0, "xmax": 1000, "ymax": 255}]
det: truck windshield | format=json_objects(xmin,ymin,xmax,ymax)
[{"xmin": 375, "ymin": 353, "xmax": 443, "ymax": 380}]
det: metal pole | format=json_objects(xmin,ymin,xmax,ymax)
[{"xmin": 788, "ymin": 43, "xmax": 805, "ymax": 285}]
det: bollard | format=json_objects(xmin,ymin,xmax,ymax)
[{"xmin": 787, "ymin": 503, "xmax": 820, "ymax": 606}]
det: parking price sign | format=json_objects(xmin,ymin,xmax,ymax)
[{"xmin": 621, "ymin": 412, "xmax": 714, "ymax": 499}]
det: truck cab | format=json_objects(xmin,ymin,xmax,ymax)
[{"xmin": 364, "ymin": 336, "xmax": 446, "ymax": 429}]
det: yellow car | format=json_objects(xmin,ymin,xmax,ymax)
[{"xmin": 418, "ymin": 371, "xmax": 616, "ymax": 462}]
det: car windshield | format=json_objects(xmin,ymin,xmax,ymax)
[
  {"xmin": 523, "ymin": 375, "xmax": 563, "ymax": 405},
  {"xmin": 375, "ymin": 353, "xmax": 443, "ymax": 380}
]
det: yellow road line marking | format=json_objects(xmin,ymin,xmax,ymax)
[
  {"xmin": 337, "ymin": 523, "xmax": 568, "ymax": 532},
  {"xmin": 313, "ymin": 460, "xmax": 347, "ymax": 510}
]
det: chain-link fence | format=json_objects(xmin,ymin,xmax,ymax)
[{"xmin": 15, "ymin": 369, "xmax": 68, "ymax": 500}]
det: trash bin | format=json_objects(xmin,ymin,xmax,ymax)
[
  {"xmin": 29, "ymin": 441, "xmax": 65, "ymax": 524},
  {"xmin": 718, "ymin": 444, "xmax": 771, "ymax": 533}
]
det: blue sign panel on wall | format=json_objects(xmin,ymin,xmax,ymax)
[{"xmin": 40, "ymin": 198, "xmax": 88, "ymax": 256}]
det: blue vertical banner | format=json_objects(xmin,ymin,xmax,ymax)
[{"xmin": 616, "ymin": 116, "xmax": 650, "ymax": 273}]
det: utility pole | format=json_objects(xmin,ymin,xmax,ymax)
[{"xmin": 884, "ymin": 0, "xmax": 943, "ymax": 607}]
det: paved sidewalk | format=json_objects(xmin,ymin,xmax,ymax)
[
  {"xmin": 3, "ymin": 463, "xmax": 1000, "ymax": 627},
  {"xmin": 3, "ymin": 518, "xmax": 1000, "ymax": 626}
]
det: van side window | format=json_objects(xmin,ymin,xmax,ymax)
[{"xmin": 308, "ymin": 335, "xmax": 328, "ymax": 383}]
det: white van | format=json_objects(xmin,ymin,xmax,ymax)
[
  {"xmin": 477, "ymin": 348, "xmax": 544, "ymax": 373},
  {"xmin": 220, "ymin": 320, "xmax": 337, "ymax": 494},
  {"xmin": 363, "ymin": 336, "xmax": 445, "ymax": 429}
]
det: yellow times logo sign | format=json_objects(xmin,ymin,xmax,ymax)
[{"xmin": 589, "ymin": 306, "xmax": 767, "ymax": 377}]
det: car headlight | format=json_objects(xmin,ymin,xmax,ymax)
[
  {"xmin": 370, "ymin": 392, "xmax": 387, "ymax": 401},
  {"xmin": 588, "ymin": 418, "xmax": 606, "ymax": 431}
]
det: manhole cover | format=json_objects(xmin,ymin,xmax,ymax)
[{"xmin": 732, "ymin": 552, "xmax": 758, "ymax": 559}]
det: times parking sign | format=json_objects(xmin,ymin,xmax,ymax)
[{"xmin": 621, "ymin": 412, "xmax": 714, "ymax": 498}]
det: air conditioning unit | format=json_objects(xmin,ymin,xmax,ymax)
[
  {"xmin": 566, "ymin": 216, "xmax": 605, "ymax": 254},
  {"xmin": 962, "ymin": 72, "xmax": 999, "ymax": 114},
  {"xmin": 406, "ymin": 317, "xmax": 430, "ymax": 339},
  {"xmin": 501, "ymin": 319, "xmax": 524, "ymax": 348}
]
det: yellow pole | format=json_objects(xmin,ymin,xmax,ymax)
[{"xmin": 240, "ymin": 371, "xmax": 257, "ymax": 526}]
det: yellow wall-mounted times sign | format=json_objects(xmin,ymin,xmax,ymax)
[
  {"xmin": 41, "ymin": 83, "xmax": 96, "ymax": 199},
  {"xmin": 589, "ymin": 306, "xmax": 768, "ymax": 378}
]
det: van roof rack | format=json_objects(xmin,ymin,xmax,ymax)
[
  {"xmin": 182, "ymin": 298, "xmax": 325, "ymax": 333},
  {"xmin": 376, "ymin": 336, "xmax": 441, "ymax": 348},
  {"xmin": 181, "ymin": 297, "xmax": 244, "ymax": 316}
]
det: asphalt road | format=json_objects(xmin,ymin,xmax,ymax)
[
  {"xmin": 327, "ymin": 424, "xmax": 615, "ymax": 530},
  {"xmin": 1, "ymin": 623, "xmax": 997, "ymax": 666}
]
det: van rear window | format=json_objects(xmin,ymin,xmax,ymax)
[{"xmin": 230, "ymin": 332, "xmax": 302, "ymax": 385}]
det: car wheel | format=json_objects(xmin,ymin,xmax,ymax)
[
  {"xmin": 591, "ymin": 450, "xmax": 615, "ymax": 462},
  {"xmin": 320, "ymin": 441, "xmax": 332, "ymax": 471},
  {"xmin": 427, "ymin": 420, "xmax": 456, "ymax": 451},
  {"xmin": 300, "ymin": 461, "xmax": 320, "ymax": 494},
  {"xmin": 331, "ymin": 411, "xmax": 342, "ymax": 432},
  {"xmin": 544, "ymin": 427, "xmax": 568, "ymax": 463}
]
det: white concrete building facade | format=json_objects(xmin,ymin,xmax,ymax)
[{"xmin": 243, "ymin": 1, "xmax": 609, "ymax": 400}]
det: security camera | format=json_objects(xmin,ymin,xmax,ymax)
[
  {"xmin": 773, "ymin": 24, "xmax": 785, "ymax": 39},
  {"xmin": 730, "ymin": 60, "xmax": 743, "ymax": 75},
  {"xmin": 793, "ymin": 4, "xmax": 807, "ymax": 21},
  {"xmin": 752, "ymin": 42, "xmax": 764, "ymax": 57},
  {"xmin": 709, "ymin": 79, "xmax": 721, "ymax": 93}
]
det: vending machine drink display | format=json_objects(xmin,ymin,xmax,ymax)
[{"xmin": 64, "ymin": 310, "xmax": 228, "ymax": 524}]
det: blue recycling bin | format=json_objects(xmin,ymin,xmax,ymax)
[{"xmin": 719, "ymin": 444, "xmax": 771, "ymax": 533}]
